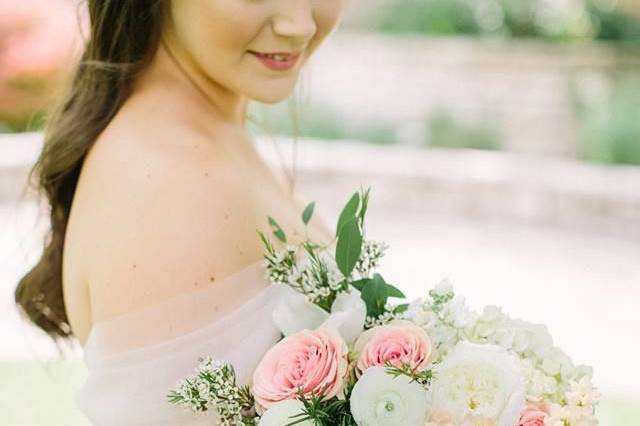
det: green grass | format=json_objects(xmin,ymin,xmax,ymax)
[{"xmin": 0, "ymin": 359, "xmax": 638, "ymax": 425}]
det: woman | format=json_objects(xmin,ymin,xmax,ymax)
[{"xmin": 15, "ymin": 0, "xmax": 346, "ymax": 424}]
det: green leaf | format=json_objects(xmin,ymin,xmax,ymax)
[
  {"xmin": 335, "ymin": 192, "xmax": 360, "ymax": 236},
  {"xmin": 393, "ymin": 303, "xmax": 410, "ymax": 314},
  {"xmin": 358, "ymin": 187, "xmax": 371, "ymax": 227},
  {"xmin": 301, "ymin": 201, "xmax": 315, "ymax": 225},
  {"xmin": 385, "ymin": 283, "xmax": 405, "ymax": 299},
  {"xmin": 335, "ymin": 216, "xmax": 362, "ymax": 278},
  {"xmin": 360, "ymin": 274, "xmax": 388, "ymax": 317},
  {"xmin": 268, "ymin": 216, "xmax": 287, "ymax": 243},
  {"xmin": 350, "ymin": 278, "xmax": 370, "ymax": 292},
  {"xmin": 256, "ymin": 229, "xmax": 275, "ymax": 256}
]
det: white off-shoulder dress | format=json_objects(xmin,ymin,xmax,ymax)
[{"xmin": 75, "ymin": 259, "xmax": 286, "ymax": 425}]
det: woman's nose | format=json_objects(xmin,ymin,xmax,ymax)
[{"xmin": 272, "ymin": 0, "xmax": 317, "ymax": 41}]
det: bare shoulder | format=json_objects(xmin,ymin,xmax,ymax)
[{"xmin": 64, "ymin": 113, "xmax": 266, "ymax": 329}]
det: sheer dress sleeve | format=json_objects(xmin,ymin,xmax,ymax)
[{"xmin": 75, "ymin": 259, "xmax": 286, "ymax": 426}]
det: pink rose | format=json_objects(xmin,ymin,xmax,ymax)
[
  {"xmin": 252, "ymin": 328, "xmax": 348, "ymax": 411},
  {"xmin": 354, "ymin": 320, "xmax": 432, "ymax": 373},
  {"xmin": 518, "ymin": 402, "xmax": 549, "ymax": 426}
]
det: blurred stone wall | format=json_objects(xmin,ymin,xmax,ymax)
[{"xmin": 307, "ymin": 31, "xmax": 640, "ymax": 157}]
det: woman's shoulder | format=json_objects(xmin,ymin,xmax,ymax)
[
  {"xmin": 86, "ymin": 91, "xmax": 239, "ymax": 176},
  {"xmin": 64, "ymin": 104, "xmax": 265, "ymax": 333}
]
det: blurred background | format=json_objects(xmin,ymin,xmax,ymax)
[{"xmin": 1, "ymin": 0, "xmax": 639, "ymax": 424}]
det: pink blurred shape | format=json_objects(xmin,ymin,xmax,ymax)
[{"xmin": 0, "ymin": 0, "xmax": 87, "ymax": 123}]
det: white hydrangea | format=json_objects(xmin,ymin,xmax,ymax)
[
  {"xmin": 518, "ymin": 357, "xmax": 558, "ymax": 401},
  {"xmin": 401, "ymin": 279, "xmax": 477, "ymax": 362},
  {"xmin": 547, "ymin": 378, "xmax": 600, "ymax": 426},
  {"xmin": 439, "ymin": 294, "xmax": 477, "ymax": 329},
  {"xmin": 462, "ymin": 304, "xmax": 597, "ymax": 405},
  {"xmin": 566, "ymin": 376, "xmax": 601, "ymax": 408}
]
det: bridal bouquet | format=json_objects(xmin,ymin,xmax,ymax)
[{"xmin": 168, "ymin": 188, "xmax": 600, "ymax": 426}]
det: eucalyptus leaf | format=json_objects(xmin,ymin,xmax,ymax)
[
  {"xmin": 358, "ymin": 187, "xmax": 371, "ymax": 226},
  {"xmin": 256, "ymin": 230, "xmax": 273, "ymax": 254},
  {"xmin": 268, "ymin": 216, "xmax": 287, "ymax": 243},
  {"xmin": 335, "ymin": 216, "xmax": 362, "ymax": 278},
  {"xmin": 301, "ymin": 202, "xmax": 315, "ymax": 225},
  {"xmin": 360, "ymin": 274, "xmax": 389, "ymax": 317},
  {"xmin": 385, "ymin": 283, "xmax": 405, "ymax": 299},
  {"xmin": 274, "ymin": 229, "xmax": 286, "ymax": 243},
  {"xmin": 335, "ymin": 192, "xmax": 360, "ymax": 237},
  {"xmin": 350, "ymin": 278, "xmax": 370, "ymax": 292},
  {"xmin": 393, "ymin": 303, "xmax": 410, "ymax": 314}
]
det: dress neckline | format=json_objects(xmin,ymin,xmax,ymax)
[
  {"xmin": 83, "ymin": 238, "xmax": 337, "ymax": 359},
  {"xmin": 83, "ymin": 257, "xmax": 268, "ymax": 357}
]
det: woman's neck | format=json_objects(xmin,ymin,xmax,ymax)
[{"xmin": 133, "ymin": 38, "xmax": 249, "ymax": 129}]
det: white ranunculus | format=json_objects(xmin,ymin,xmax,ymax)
[
  {"xmin": 272, "ymin": 284, "xmax": 329, "ymax": 336},
  {"xmin": 350, "ymin": 367, "xmax": 428, "ymax": 426},
  {"xmin": 428, "ymin": 342, "xmax": 526, "ymax": 426},
  {"xmin": 321, "ymin": 288, "xmax": 367, "ymax": 344},
  {"xmin": 258, "ymin": 399, "xmax": 313, "ymax": 426}
]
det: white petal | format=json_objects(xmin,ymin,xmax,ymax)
[
  {"xmin": 272, "ymin": 284, "xmax": 329, "ymax": 336},
  {"xmin": 258, "ymin": 399, "xmax": 313, "ymax": 426},
  {"xmin": 323, "ymin": 289, "xmax": 367, "ymax": 344},
  {"xmin": 350, "ymin": 367, "xmax": 428, "ymax": 426}
]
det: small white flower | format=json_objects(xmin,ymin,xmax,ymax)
[
  {"xmin": 439, "ymin": 294, "xmax": 476, "ymax": 328},
  {"xmin": 565, "ymin": 376, "xmax": 601, "ymax": 411},
  {"xmin": 433, "ymin": 278, "xmax": 454, "ymax": 296},
  {"xmin": 350, "ymin": 367, "xmax": 428, "ymax": 426},
  {"xmin": 258, "ymin": 399, "xmax": 313, "ymax": 426},
  {"xmin": 547, "ymin": 398, "xmax": 598, "ymax": 426}
]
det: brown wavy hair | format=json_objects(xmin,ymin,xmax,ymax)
[
  {"xmin": 14, "ymin": 1, "xmax": 169, "ymax": 342},
  {"xmin": 14, "ymin": 0, "xmax": 301, "ymax": 343}
]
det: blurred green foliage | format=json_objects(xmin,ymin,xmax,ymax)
[
  {"xmin": 576, "ymin": 77, "xmax": 640, "ymax": 166},
  {"xmin": 587, "ymin": 1, "xmax": 640, "ymax": 41},
  {"xmin": 247, "ymin": 102, "xmax": 398, "ymax": 145},
  {"xmin": 0, "ymin": 111, "xmax": 47, "ymax": 134},
  {"xmin": 249, "ymin": 102, "xmax": 503, "ymax": 151},
  {"xmin": 375, "ymin": 0, "xmax": 480, "ymax": 36},
  {"xmin": 427, "ymin": 110, "xmax": 502, "ymax": 151},
  {"xmin": 372, "ymin": 0, "xmax": 640, "ymax": 42}
]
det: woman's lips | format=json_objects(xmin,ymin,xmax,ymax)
[{"xmin": 249, "ymin": 50, "xmax": 302, "ymax": 72}]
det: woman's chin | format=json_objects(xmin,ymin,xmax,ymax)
[{"xmin": 249, "ymin": 86, "xmax": 298, "ymax": 105}]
